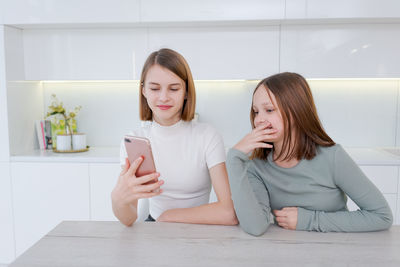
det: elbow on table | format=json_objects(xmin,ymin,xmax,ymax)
[
  {"xmin": 241, "ymin": 223, "xmax": 269, "ymax": 236},
  {"xmin": 379, "ymin": 211, "xmax": 393, "ymax": 231},
  {"xmin": 220, "ymin": 208, "xmax": 239, "ymax": 225}
]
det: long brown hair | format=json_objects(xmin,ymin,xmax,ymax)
[
  {"xmin": 139, "ymin": 48, "xmax": 196, "ymax": 121},
  {"xmin": 251, "ymin": 72, "xmax": 335, "ymax": 161}
]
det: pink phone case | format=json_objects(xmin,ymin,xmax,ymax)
[{"xmin": 124, "ymin": 135, "xmax": 157, "ymax": 177}]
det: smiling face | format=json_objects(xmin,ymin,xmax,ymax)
[
  {"xmin": 142, "ymin": 64, "xmax": 186, "ymax": 126},
  {"xmin": 252, "ymin": 85, "xmax": 285, "ymax": 147}
]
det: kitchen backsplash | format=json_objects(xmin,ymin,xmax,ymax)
[{"xmin": 6, "ymin": 79, "xmax": 400, "ymax": 154}]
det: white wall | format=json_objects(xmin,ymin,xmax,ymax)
[
  {"xmin": 0, "ymin": 26, "xmax": 10, "ymax": 161},
  {"xmin": 8, "ymin": 78, "xmax": 393, "ymax": 150}
]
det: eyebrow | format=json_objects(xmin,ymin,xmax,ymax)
[{"xmin": 148, "ymin": 82, "xmax": 182, "ymax": 86}]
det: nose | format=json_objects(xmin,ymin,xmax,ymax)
[
  {"xmin": 254, "ymin": 116, "xmax": 269, "ymax": 127},
  {"xmin": 159, "ymin": 88, "xmax": 169, "ymax": 102}
]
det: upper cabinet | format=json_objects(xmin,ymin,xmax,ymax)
[
  {"xmin": 141, "ymin": 0, "xmax": 285, "ymax": 22},
  {"xmin": 23, "ymin": 28, "xmax": 148, "ymax": 80},
  {"xmin": 1, "ymin": 0, "xmax": 140, "ymax": 25},
  {"xmin": 286, "ymin": 0, "xmax": 400, "ymax": 20},
  {"xmin": 148, "ymin": 26, "xmax": 280, "ymax": 80},
  {"xmin": 280, "ymin": 24, "xmax": 400, "ymax": 78}
]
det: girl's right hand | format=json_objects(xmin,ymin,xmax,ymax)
[
  {"xmin": 233, "ymin": 123, "xmax": 277, "ymax": 155},
  {"xmin": 111, "ymin": 157, "xmax": 163, "ymax": 207}
]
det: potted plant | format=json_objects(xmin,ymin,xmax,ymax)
[{"xmin": 46, "ymin": 94, "xmax": 84, "ymax": 151}]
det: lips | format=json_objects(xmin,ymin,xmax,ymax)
[{"xmin": 157, "ymin": 105, "xmax": 172, "ymax": 110}]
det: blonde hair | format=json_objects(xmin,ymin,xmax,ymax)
[{"xmin": 139, "ymin": 48, "xmax": 196, "ymax": 121}]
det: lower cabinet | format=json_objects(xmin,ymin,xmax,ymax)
[
  {"xmin": 0, "ymin": 163, "xmax": 15, "ymax": 264},
  {"xmin": 89, "ymin": 163, "xmax": 120, "ymax": 221},
  {"xmin": 11, "ymin": 162, "xmax": 90, "ymax": 257}
]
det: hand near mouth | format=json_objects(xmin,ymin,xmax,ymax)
[{"xmin": 234, "ymin": 123, "xmax": 278, "ymax": 155}]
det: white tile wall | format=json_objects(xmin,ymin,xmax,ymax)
[
  {"xmin": 396, "ymin": 81, "xmax": 400, "ymax": 146},
  {"xmin": 148, "ymin": 26, "xmax": 280, "ymax": 80},
  {"xmin": 280, "ymin": 24, "xmax": 400, "ymax": 78},
  {"xmin": 196, "ymin": 81, "xmax": 254, "ymax": 147},
  {"xmin": 23, "ymin": 28, "xmax": 148, "ymax": 80},
  {"xmin": 41, "ymin": 81, "xmax": 141, "ymax": 148},
  {"xmin": 0, "ymin": 26, "xmax": 10, "ymax": 162},
  {"xmin": 27, "ymin": 78, "xmax": 400, "ymax": 150},
  {"xmin": 7, "ymin": 81, "xmax": 43, "ymax": 154},
  {"xmin": 309, "ymin": 80, "xmax": 398, "ymax": 147}
]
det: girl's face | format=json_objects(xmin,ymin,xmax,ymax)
[
  {"xmin": 142, "ymin": 64, "xmax": 186, "ymax": 126},
  {"xmin": 252, "ymin": 85, "xmax": 285, "ymax": 145}
]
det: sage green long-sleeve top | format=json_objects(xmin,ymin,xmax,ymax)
[{"xmin": 226, "ymin": 144, "xmax": 393, "ymax": 236}]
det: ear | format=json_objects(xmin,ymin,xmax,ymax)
[{"xmin": 142, "ymin": 85, "xmax": 147, "ymax": 98}]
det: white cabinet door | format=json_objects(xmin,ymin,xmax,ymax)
[
  {"xmin": 23, "ymin": 28, "xmax": 148, "ymax": 80},
  {"xmin": 11, "ymin": 162, "xmax": 90, "ymax": 257},
  {"xmin": 359, "ymin": 166, "xmax": 398, "ymax": 194},
  {"xmin": 148, "ymin": 26, "xmax": 280, "ymax": 80},
  {"xmin": 2, "ymin": 0, "xmax": 140, "ymax": 25},
  {"xmin": 89, "ymin": 163, "xmax": 120, "ymax": 221},
  {"xmin": 0, "ymin": 163, "xmax": 15, "ymax": 264},
  {"xmin": 280, "ymin": 24, "xmax": 400, "ymax": 78},
  {"xmin": 306, "ymin": 0, "xmax": 400, "ymax": 19},
  {"xmin": 141, "ymin": 0, "xmax": 284, "ymax": 22}
]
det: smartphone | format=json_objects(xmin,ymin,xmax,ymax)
[{"xmin": 124, "ymin": 135, "xmax": 157, "ymax": 177}]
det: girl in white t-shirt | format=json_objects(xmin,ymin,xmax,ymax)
[{"xmin": 111, "ymin": 48, "xmax": 238, "ymax": 226}]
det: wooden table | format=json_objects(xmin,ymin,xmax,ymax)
[{"xmin": 10, "ymin": 221, "xmax": 400, "ymax": 266}]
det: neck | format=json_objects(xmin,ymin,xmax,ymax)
[{"xmin": 153, "ymin": 115, "xmax": 181, "ymax": 126}]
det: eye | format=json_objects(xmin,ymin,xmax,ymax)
[
  {"xmin": 253, "ymin": 110, "xmax": 258, "ymax": 115},
  {"xmin": 266, "ymin": 108, "xmax": 274, "ymax": 113},
  {"xmin": 170, "ymin": 88, "xmax": 180, "ymax": 91},
  {"xmin": 150, "ymin": 88, "xmax": 160, "ymax": 91}
]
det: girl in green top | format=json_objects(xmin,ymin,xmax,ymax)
[{"xmin": 226, "ymin": 72, "xmax": 393, "ymax": 235}]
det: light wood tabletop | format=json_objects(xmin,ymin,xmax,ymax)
[{"xmin": 9, "ymin": 221, "xmax": 400, "ymax": 266}]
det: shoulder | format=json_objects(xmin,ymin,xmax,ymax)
[
  {"xmin": 315, "ymin": 144, "xmax": 343, "ymax": 160},
  {"xmin": 189, "ymin": 121, "xmax": 219, "ymax": 134},
  {"xmin": 188, "ymin": 121, "xmax": 222, "ymax": 140}
]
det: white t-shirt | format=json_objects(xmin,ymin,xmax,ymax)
[{"xmin": 120, "ymin": 120, "xmax": 226, "ymax": 219}]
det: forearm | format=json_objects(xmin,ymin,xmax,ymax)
[
  {"xmin": 227, "ymin": 149, "xmax": 273, "ymax": 236},
  {"xmin": 111, "ymin": 198, "xmax": 138, "ymax": 226},
  {"xmin": 158, "ymin": 201, "xmax": 238, "ymax": 225},
  {"xmin": 297, "ymin": 205, "xmax": 393, "ymax": 232}
]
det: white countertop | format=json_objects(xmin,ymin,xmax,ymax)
[{"xmin": 10, "ymin": 146, "xmax": 400, "ymax": 165}]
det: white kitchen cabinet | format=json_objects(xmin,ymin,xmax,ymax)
[
  {"xmin": 89, "ymin": 163, "xmax": 120, "ymax": 221},
  {"xmin": 397, "ymin": 198, "xmax": 400, "ymax": 225},
  {"xmin": 2, "ymin": 0, "xmax": 140, "ymax": 25},
  {"xmin": 0, "ymin": 163, "xmax": 15, "ymax": 264},
  {"xmin": 148, "ymin": 26, "xmax": 280, "ymax": 80},
  {"xmin": 11, "ymin": 162, "xmax": 90, "ymax": 257},
  {"xmin": 359, "ymin": 166, "xmax": 398, "ymax": 194},
  {"xmin": 23, "ymin": 28, "xmax": 148, "ymax": 80},
  {"xmin": 141, "ymin": 0, "xmax": 284, "ymax": 22},
  {"xmin": 280, "ymin": 24, "xmax": 400, "ymax": 78},
  {"xmin": 306, "ymin": 0, "xmax": 400, "ymax": 19}
]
